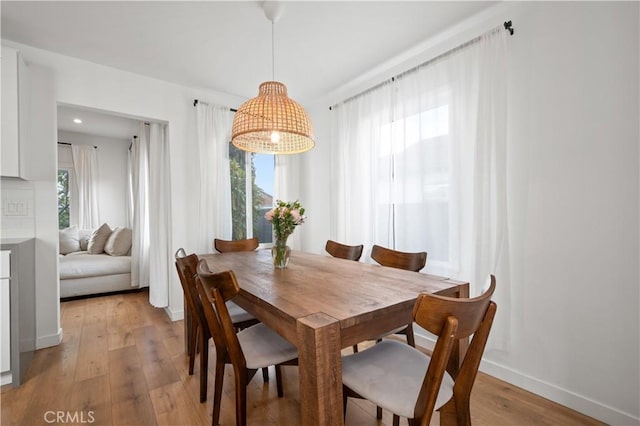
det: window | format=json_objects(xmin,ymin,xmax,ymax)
[
  {"xmin": 378, "ymin": 99, "xmax": 451, "ymax": 267},
  {"xmin": 57, "ymin": 169, "xmax": 71, "ymax": 229},
  {"xmin": 229, "ymin": 144, "xmax": 274, "ymax": 244}
]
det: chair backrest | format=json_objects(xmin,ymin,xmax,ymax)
[
  {"xmin": 213, "ymin": 238, "xmax": 259, "ymax": 253},
  {"xmin": 411, "ymin": 275, "xmax": 497, "ymax": 420},
  {"xmin": 325, "ymin": 240, "xmax": 364, "ymax": 261},
  {"xmin": 196, "ymin": 260, "xmax": 247, "ymax": 370},
  {"xmin": 175, "ymin": 249, "xmax": 204, "ymax": 326},
  {"xmin": 370, "ymin": 244, "xmax": 427, "ymax": 272}
]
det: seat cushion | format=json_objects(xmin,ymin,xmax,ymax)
[
  {"xmin": 237, "ymin": 323, "xmax": 297, "ymax": 370},
  {"xmin": 227, "ymin": 301, "xmax": 255, "ymax": 324},
  {"xmin": 60, "ymin": 253, "xmax": 131, "ymax": 279},
  {"xmin": 341, "ymin": 340, "xmax": 454, "ymax": 419}
]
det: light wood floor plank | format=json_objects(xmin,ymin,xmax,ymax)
[{"xmin": 1, "ymin": 290, "xmax": 605, "ymax": 426}]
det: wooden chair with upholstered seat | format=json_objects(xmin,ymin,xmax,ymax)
[
  {"xmin": 213, "ymin": 237, "xmax": 259, "ymax": 253},
  {"xmin": 342, "ymin": 276, "xmax": 497, "ymax": 426},
  {"xmin": 175, "ymin": 249, "xmax": 258, "ymax": 404},
  {"xmin": 212, "ymin": 237, "xmax": 271, "ymax": 383},
  {"xmin": 370, "ymin": 244, "xmax": 427, "ymax": 273},
  {"xmin": 325, "ymin": 239, "xmax": 364, "ymax": 353},
  {"xmin": 325, "ymin": 240, "xmax": 364, "ymax": 262},
  {"xmin": 370, "ymin": 244, "xmax": 428, "ymax": 348},
  {"xmin": 196, "ymin": 260, "xmax": 298, "ymax": 426},
  {"xmin": 174, "ymin": 248, "xmax": 202, "ymax": 378}
]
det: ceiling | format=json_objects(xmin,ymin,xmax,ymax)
[
  {"xmin": 57, "ymin": 104, "xmax": 141, "ymax": 140},
  {"xmin": 3, "ymin": 1, "xmax": 497, "ymax": 139},
  {"xmin": 2, "ymin": 1, "xmax": 497, "ymax": 104}
]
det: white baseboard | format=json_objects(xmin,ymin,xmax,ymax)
[
  {"xmin": 36, "ymin": 327, "xmax": 63, "ymax": 349},
  {"xmin": 413, "ymin": 333, "xmax": 639, "ymax": 426},
  {"xmin": 1, "ymin": 370, "xmax": 12, "ymax": 386},
  {"xmin": 164, "ymin": 307, "xmax": 183, "ymax": 322}
]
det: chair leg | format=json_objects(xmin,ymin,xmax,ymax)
[
  {"xmin": 352, "ymin": 344, "xmax": 359, "ymax": 353},
  {"xmin": 342, "ymin": 389, "xmax": 348, "ymax": 420},
  {"xmin": 235, "ymin": 371, "xmax": 248, "ymax": 426},
  {"xmin": 377, "ymin": 406, "xmax": 383, "ymax": 419},
  {"xmin": 262, "ymin": 366, "xmax": 270, "ymax": 383},
  {"xmin": 188, "ymin": 322, "xmax": 199, "ymax": 375},
  {"xmin": 275, "ymin": 365, "xmax": 284, "ymax": 397},
  {"xmin": 199, "ymin": 332, "xmax": 209, "ymax": 403},
  {"xmin": 393, "ymin": 414, "xmax": 400, "ymax": 426},
  {"xmin": 212, "ymin": 359, "xmax": 225, "ymax": 426},
  {"xmin": 405, "ymin": 323, "xmax": 416, "ymax": 347}
]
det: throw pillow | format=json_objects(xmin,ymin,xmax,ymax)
[
  {"xmin": 78, "ymin": 229, "xmax": 92, "ymax": 251},
  {"xmin": 87, "ymin": 223, "xmax": 112, "ymax": 254},
  {"xmin": 104, "ymin": 227, "xmax": 133, "ymax": 256},
  {"xmin": 59, "ymin": 225, "xmax": 80, "ymax": 254}
]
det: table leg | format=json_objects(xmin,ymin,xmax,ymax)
[{"xmin": 296, "ymin": 313, "xmax": 343, "ymax": 426}]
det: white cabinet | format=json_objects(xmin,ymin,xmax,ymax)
[
  {"xmin": 0, "ymin": 239, "xmax": 35, "ymax": 387},
  {"xmin": 1, "ymin": 251, "xmax": 11, "ymax": 384},
  {"xmin": 1, "ymin": 46, "xmax": 29, "ymax": 179}
]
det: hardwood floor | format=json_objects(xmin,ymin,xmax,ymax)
[{"xmin": 1, "ymin": 290, "xmax": 604, "ymax": 426}]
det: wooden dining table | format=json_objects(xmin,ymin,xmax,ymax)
[{"xmin": 200, "ymin": 249, "xmax": 469, "ymax": 426}]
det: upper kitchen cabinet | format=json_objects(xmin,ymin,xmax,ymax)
[{"xmin": 1, "ymin": 46, "xmax": 29, "ymax": 179}]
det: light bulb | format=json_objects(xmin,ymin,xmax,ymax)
[{"xmin": 270, "ymin": 131, "xmax": 280, "ymax": 143}]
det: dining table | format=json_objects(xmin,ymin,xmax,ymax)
[{"xmin": 200, "ymin": 249, "xmax": 469, "ymax": 426}]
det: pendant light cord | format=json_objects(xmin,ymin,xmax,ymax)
[{"xmin": 271, "ymin": 20, "xmax": 275, "ymax": 81}]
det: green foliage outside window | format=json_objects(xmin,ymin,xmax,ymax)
[
  {"xmin": 57, "ymin": 169, "xmax": 70, "ymax": 229},
  {"xmin": 229, "ymin": 145, "xmax": 267, "ymax": 241}
]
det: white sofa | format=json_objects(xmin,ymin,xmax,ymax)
[
  {"xmin": 59, "ymin": 251, "xmax": 133, "ymax": 298},
  {"xmin": 58, "ymin": 225, "xmax": 137, "ymax": 298}
]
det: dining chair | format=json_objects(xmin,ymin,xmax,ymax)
[
  {"xmin": 370, "ymin": 244, "xmax": 428, "ymax": 348},
  {"xmin": 175, "ymin": 249, "xmax": 211, "ymax": 403},
  {"xmin": 196, "ymin": 260, "xmax": 298, "ymax": 426},
  {"xmin": 174, "ymin": 248, "xmax": 201, "ymax": 376},
  {"xmin": 213, "ymin": 237, "xmax": 259, "ymax": 253},
  {"xmin": 370, "ymin": 244, "xmax": 427, "ymax": 273},
  {"xmin": 325, "ymin": 240, "xmax": 364, "ymax": 262},
  {"xmin": 212, "ymin": 237, "xmax": 271, "ymax": 384},
  {"xmin": 175, "ymin": 249, "xmax": 258, "ymax": 403},
  {"xmin": 342, "ymin": 276, "xmax": 497, "ymax": 426},
  {"xmin": 325, "ymin": 239, "xmax": 364, "ymax": 353}
]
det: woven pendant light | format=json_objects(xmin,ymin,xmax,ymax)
[{"xmin": 231, "ymin": 2, "xmax": 314, "ymax": 155}]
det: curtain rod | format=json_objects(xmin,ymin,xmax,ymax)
[
  {"xmin": 193, "ymin": 99, "xmax": 237, "ymax": 112},
  {"xmin": 57, "ymin": 141, "xmax": 97, "ymax": 149},
  {"xmin": 329, "ymin": 20, "xmax": 515, "ymax": 111}
]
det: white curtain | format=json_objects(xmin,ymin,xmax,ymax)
[
  {"xmin": 125, "ymin": 139, "xmax": 134, "ymax": 229},
  {"xmin": 129, "ymin": 122, "xmax": 172, "ymax": 308},
  {"xmin": 329, "ymin": 82, "xmax": 394, "ymax": 255},
  {"xmin": 330, "ymin": 27, "xmax": 510, "ymax": 348},
  {"xmin": 71, "ymin": 144, "xmax": 100, "ymax": 229},
  {"xmin": 275, "ymin": 154, "xmax": 302, "ymax": 249},
  {"xmin": 195, "ymin": 103, "xmax": 232, "ymax": 252},
  {"xmin": 130, "ymin": 130, "xmax": 150, "ymax": 290}
]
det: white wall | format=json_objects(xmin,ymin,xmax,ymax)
[
  {"xmin": 2, "ymin": 38, "xmax": 247, "ymax": 331},
  {"xmin": 57, "ymin": 131, "xmax": 130, "ymax": 229},
  {"xmin": 301, "ymin": 2, "xmax": 639, "ymax": 425}
]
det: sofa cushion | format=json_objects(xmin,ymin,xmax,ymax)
[
  {"xmin": 59, "ymin": 225, "xmax": 80, "ymax": 254},
  {"xmin": 104, "ymin": 227, "xmax": 132, "ymax": 256},
  {"xmin": 59, "ymin": 253, "xmax": 131, "ymax": 279},
  {"xmin": 88, "ymin": 223, "xmax": 112, "ymax": 254}
]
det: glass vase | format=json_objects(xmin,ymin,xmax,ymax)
[{"xmin": 272, "ymin": 237, "xmax": 291, "ymax": 269}]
